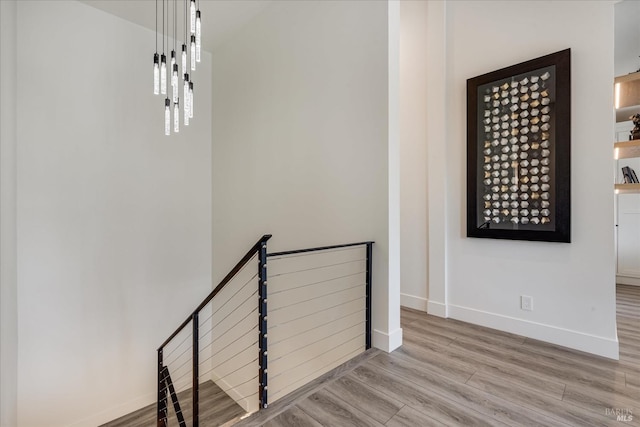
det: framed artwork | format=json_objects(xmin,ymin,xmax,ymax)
[{"xmin": 467, "ymin": 49, "xmax": 571, "ymax": 243}]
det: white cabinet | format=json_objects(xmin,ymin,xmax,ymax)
[
  {"xmin": 615, "ymin": 121, "xmax": 640, "ymax": 285},
  {"xmin": 617, "ymin": 189, "xmax": 640, "ymax": 284}
]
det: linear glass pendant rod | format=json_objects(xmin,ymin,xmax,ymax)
[
  {"xmin": 161, "ymin": 0, "xmax": 166, "ymax": 95},
  {"xmin": 182, "ymin": 0, "xmax": 187, "ymax": 79},
  {"xmin": 182, "ymin": 44, "xmax": 187, "ymax": 78},
  {"xmin": 154, "ymin": 53, "xmax": 160, "ymax": 94},
  {"xmin": 171, "ymin": 0, "xmax": 177, "ymax": 89},
  {"xmin": 165, "ymin": 98, "xmax": 171, "ymax": 135},
  {"xmin": 190, "ymin": 35, "xmax": 196, "ymax": 71},
  {"xmin": 190, "ymin": 0, "xmax": 196, "ymax": 34},
  {"xmin": 160, "ymin": 54, "xmax": 167, "ymax": 95},
  {"xmin": 170, "ymin": 51, "xmax": 176, "ymax": 83},
  {"xmin": 172, "ymin": 64, "xmax": 179, "ymax": 102},
  {"xmin": 184, "ymin": 74, "xmax": 190, "ymax": 126},
  {"xmin": 189, "ymin": 82, "xmax": 194, "ymax": 118},
  {"xmin": 196, "ymin": 10, "xmax": 201, "ymax": 63},
  {"xmin": 174, "ymin": 100, "xmax": 180, "ymax": 133}
]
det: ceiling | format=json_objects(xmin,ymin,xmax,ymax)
[
  {"xmin": 80, "ymin": 0, "xmax": 640, "ymax": 73},
  {"xmin": 79, "ymin": 0, "xmax": 272, "ymax": 51}
]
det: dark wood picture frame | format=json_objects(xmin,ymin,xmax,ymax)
[{"xmin": 467, "ymin": 49, "xmax": 571, "ymax": 243}]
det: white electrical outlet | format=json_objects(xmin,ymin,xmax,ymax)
[{"xmin": 521, "ymin": 295, "xmax": 533, "ymax": 311}]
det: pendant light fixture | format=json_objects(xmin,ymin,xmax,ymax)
[
  {"xmin": 189, "ymin": 82, "xmax": 194, "ymax": 118},
  {"xmin": 191, "ymin": 34, "xmax": 196, "ymax": 71},
  {"xmin": 154, "ymin": 53, "xmax": 160, "ymax": 95},
  {"xmin": 182, "ymin": 44, "xmax": 187, "ymax": 77},
  {"xmin": 160, "ymin": 56, "xmax": 167, "ymax": 95},
  {"xmin": 196, "ymin": 8, "xmax": 201, "ymax": 63},
  {"xmin": 170, "ymin": 0, "xmax": 176, "ymax": 79},
  {"xmin": 184, "ymin": 73, "xmax": 190, "ymax": 126},
  {"xmin": 170, "ymin": 50, "xmax": 176, "ymax": 82},
  {"xmin": 182, "ymin": 0, "xmax": 187, "ymax": 80},
  {"xmin": 153, "ymin": 0, "xmax": 201, "ymax": 135},
  {"xmin": 190, "ymin": 0, "xmax": 196, "ymax": 34},
  {"xmin": 172, "ymin": 0, "xmax": 179, "ymax": 133},
  {"xmin": 171, "ymin": 0, "xmax": 178, "ymax": 104},
  {"xmin": 160, "ymin": 0, "xmax": 167, "ymax": 95},
  {"xmin": 174, "ymin": 100, "xmax": 180, "ymax": 133},
  {"xmin": 153, "ymin": 0, "xmax": 159, "ymax": 94},
  {"xmin": 164, "ymin": 98, "xmax": 171, "ymax": 135},
  {"xmin": 170, "ymin": 50, "xmax": 177, "ymax": 101}
]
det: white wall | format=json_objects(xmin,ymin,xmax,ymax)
[
  {"xmin": 211, "ymin": 0, "xmax": 401, "ymax": 351},
  {"xmin": 1, "ymin": 1, "xmax": 18, "ymax": 426},
  {"xmin": 16, "ymin": 2, "xmax": 212, "ymax": 426},
  {"xmin": 425, "ymin": 0, "xmax": 449, "ymax": 318},
  {"xmin": 424, "ymin": 0, "xmax": 618, "ymax": 359},
  {"xmin": 399, "ymin": 0, "xmax": 429, "ymax": 312}
]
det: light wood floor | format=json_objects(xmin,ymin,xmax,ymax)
[
  {"xmin": 239, "ymin": 284, "xmax": 640, "ymax": 427},
  {"xmin": 107, "ymin": 284, "xmax": 639, "ymax": 426}
]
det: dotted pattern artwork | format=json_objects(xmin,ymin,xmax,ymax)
[{"xmin": 480, "ymin": 71, "xmax": 553, "ymax": 226}]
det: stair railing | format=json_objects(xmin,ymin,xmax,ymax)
[
  {"xmin": 157, "ymin": 235, "xmax": 271, "ymax": 427},
  {"xmin": 156, "ymin": 235, "xmax": 373, "ymax": 427}
]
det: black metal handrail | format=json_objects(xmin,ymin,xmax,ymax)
[
  {"xmin": 267, "ymin": 241, "xmax": 374, "ymax": 258},
  {"xmin": 158, "ymin": 234, "xmax": 272, "ymax": 351}
]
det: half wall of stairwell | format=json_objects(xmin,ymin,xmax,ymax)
[{"xmin": 266, "ymin": 245, "xmax": 369, "ymax": 403}]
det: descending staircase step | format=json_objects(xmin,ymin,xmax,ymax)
[{"xmin": 101, "ymin": 380, "xmax": 246, "ymax": 427}]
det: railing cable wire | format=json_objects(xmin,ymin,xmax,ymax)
[
  {"xmin": 269, "ymin": 282, "xmax": 364, "ymax": 313},
  {"xmin": 269, "ymin": 258, "xmax": 365, "ymax": 278}
]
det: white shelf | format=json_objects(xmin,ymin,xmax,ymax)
[{"xmin": 615, "ymin": 183, "xmax": 640, "ymax": 194}]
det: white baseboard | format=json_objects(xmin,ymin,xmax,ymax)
[
  {"xmin": 373, "ymin": 327, "xmax": 403, "ymax": 352},
  {"xmin": 67, "ymin": 391, "xmax": 156, "ymax": 427},
  {"xmin": 617, "ymin": 275, "xmax": 640, "ymax": 287},
  {"xmin": 448, "ymin": 304, "xmax": 619, "ymax": 360},
  {"xmin": 427, "ymin": 300, "xmax": 447, "ymax": 318},
  {"xmin": 400, "ymin": 293, "xmax": 428, "ymax": 312}
]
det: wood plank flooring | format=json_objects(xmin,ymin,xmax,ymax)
[
  {"xmin": 106, "ymin": 284, "xmax": 639, "ymax": 426},
  {"xmin": 242, "ymin": 284, "xmax": 640, "ymax": 427}
]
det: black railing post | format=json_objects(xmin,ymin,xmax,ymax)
[
  {"xmin": 365, "ymin": 243, "xmax": 373, "ymax": 349},
  {"xmin": 192, "ymin": 313, "xmax": 199, "ymax": 427},
  {"xmin": 157, "ymin": 349, "xmax": 167, "ymax": 427},
  {"xmin": 258, "ymin": 240, "xmax": 268, "ymax": 408}
]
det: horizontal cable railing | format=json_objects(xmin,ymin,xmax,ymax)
[
  {"xmin": 197, "ymin": 252, "xmax": 260, "ymax": 418},
  {"xmin": 156, "ymin": 236, "xmax": 372, "ymax": 426},
  {"xmin": 265, "ymin": 241, "xmax": 373, "ymax": 404}
]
